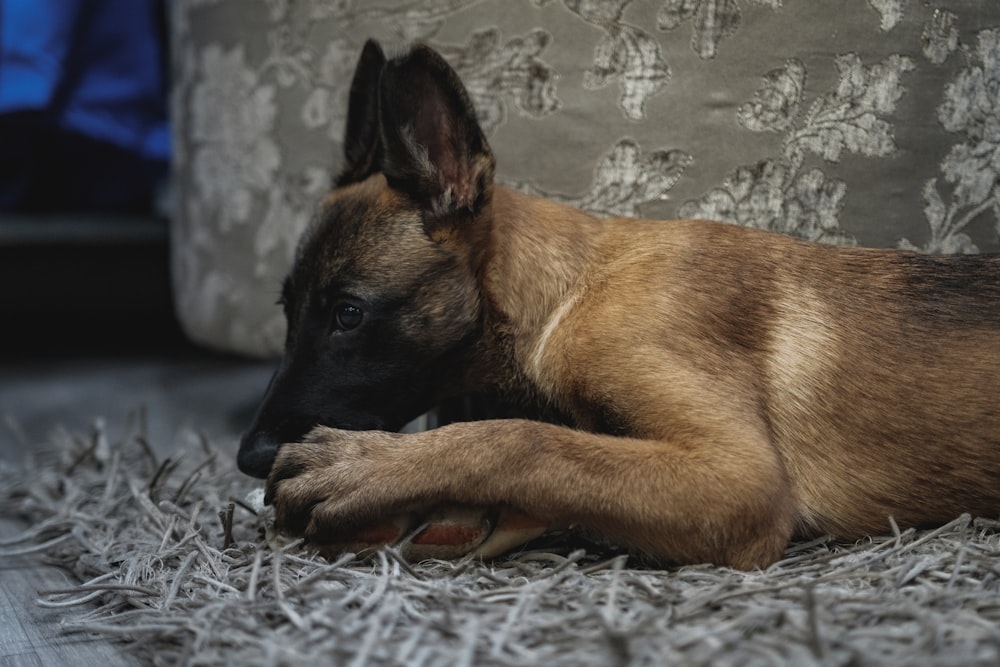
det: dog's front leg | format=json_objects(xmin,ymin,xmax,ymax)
[{"xmin": 265, "ymin": 419, "xmax": 796, "ymax": 568}]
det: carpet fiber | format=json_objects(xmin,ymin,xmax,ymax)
[{"xmin": 3, "ymin": 418, "xmax": 1000, "ymax": 666}]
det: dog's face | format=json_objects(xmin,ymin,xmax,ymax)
[{"xmin": 238, "ymin": 40, "xmax": 496, "ymax": 478}]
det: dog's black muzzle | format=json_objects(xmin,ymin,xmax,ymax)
[
  {"xmin": 238, "ymin": 361, "xmax": 420, "ymax": 478},
  {"xmin": 237, "ymin": 430, "xmax": 282, "ymax": 479}
]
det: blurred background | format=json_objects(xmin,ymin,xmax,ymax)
[
  {"xmin": 0, "ymin": 0, "xmax": 272, "ymax": 459},
  {"xmin": 1, "ymin": 0, "xmax": 176, "ymax": 352}
]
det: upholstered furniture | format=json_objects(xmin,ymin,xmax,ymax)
[{"xmin": 170, "ymin": 0, "xmax": 1000, "ymax": 357}]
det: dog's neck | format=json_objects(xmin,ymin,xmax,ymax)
[{"xmin": 473, "ymin": 186, "xmax": 606, "ymax": 397}]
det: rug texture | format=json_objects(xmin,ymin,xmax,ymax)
[{"xmin": 2, "ymin": 418, "xmax": 1000, "ymax": 666}]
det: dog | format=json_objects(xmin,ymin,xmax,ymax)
[{"xmin": 238, "ymin": 39, "xmax": 1000, "ymax": 569}]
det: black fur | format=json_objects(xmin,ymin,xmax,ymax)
[{"xmin": 335, "ymin": 39, "xmax": 386, "ymax": 187}]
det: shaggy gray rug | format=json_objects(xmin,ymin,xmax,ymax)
[{"xmin": 3, "ymin": 417, "xmax": 1000, "ymax": 666}]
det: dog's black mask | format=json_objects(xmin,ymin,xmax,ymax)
[{"xmin": 237, "ymin": 39, "xmax": 495, "ymax": 478}]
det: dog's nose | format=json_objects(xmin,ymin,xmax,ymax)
[{"xmin": 237, "ymin": 430, "xmax": 282, "ymax": 479}]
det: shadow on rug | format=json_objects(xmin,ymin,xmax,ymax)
[{"xmin": 2, "ymin": 416, "xmax": 1000, "ymax": 666}]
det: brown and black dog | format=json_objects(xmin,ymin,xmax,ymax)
[{"xmin": 238, "ymin": 39, "xmax": 1000, "ymax": 569}]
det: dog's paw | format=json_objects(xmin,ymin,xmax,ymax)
[
  {"xmin": 313, "ymin": 506, "xmax": 491, "ymax": 560},
  {"xmin": 310, "ymin": 506, "xmax": 548, "ymax": 560},
  {"xmin": 262, "ymin": 428, "xmax": 548, "ymax": 559},
  {"xmin": 263, "ymin": 431, "xmax": 399, "ymax": 538}
]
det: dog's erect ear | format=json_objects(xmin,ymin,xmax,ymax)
[
  {"xmin": 379, "ymin": 44, "xmax": 495, "ymax": 218},
  {"xmin": 336, "ymin": 39, "xmax": 387, "ymax": 187}
]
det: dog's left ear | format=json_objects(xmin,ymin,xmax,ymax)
[
  {"xmin": 336, "ymin": 39, "xmax": 387, "ymax": 187},
  {"xmin": 379, "ymin": 44, "xmax": 495, "ymax": 219}
]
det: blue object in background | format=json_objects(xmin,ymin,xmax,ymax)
[{"xmin": 0, "ymin": 0, "xmax": 169, "ymax": 213}]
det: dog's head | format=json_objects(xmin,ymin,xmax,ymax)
[{"xmin": 238, "ymin": 40, "xmax": 496, "ymax": 478}]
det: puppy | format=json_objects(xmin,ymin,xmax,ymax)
[{"xmin": 238, "ymin": 40, "xmax": 1000, "ymax": 568}]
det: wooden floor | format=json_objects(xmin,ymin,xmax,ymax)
[{"xmin": 0, "ymin": 518, "xmax": 139, "ymax": 667}]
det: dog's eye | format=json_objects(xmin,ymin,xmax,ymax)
[{"xmin": 334, "ymin": 304, "xmax": 363, "ymax": 331}]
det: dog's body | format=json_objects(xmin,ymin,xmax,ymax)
[{"xmin": 239, "ymin": 40, "xmax": 1000, "ymax": 569}]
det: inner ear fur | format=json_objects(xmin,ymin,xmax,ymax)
[{"xmin": 378, "ymin": 44, "xmax": 495, "ymax": 218}]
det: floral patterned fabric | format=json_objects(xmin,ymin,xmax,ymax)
[{"xmin": 170, "ymin": 0, "xmax": 1000, "ymax": 358}]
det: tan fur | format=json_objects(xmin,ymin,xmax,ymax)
[
  {"xmin": 266, "ymin": 180, "xmax": 1000, "ymax": 569},
  {"xmin": 253, "ymin": 42, "xmax": 1000, "ymax": 568}
]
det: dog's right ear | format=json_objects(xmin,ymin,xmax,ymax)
[
  {"xmin": 336, "ymin": 39, "xmax": 386, "ymax": 187},
  {"xmin": 378, "ymin": 44, "xmax": 495, "ymax": 219}
]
